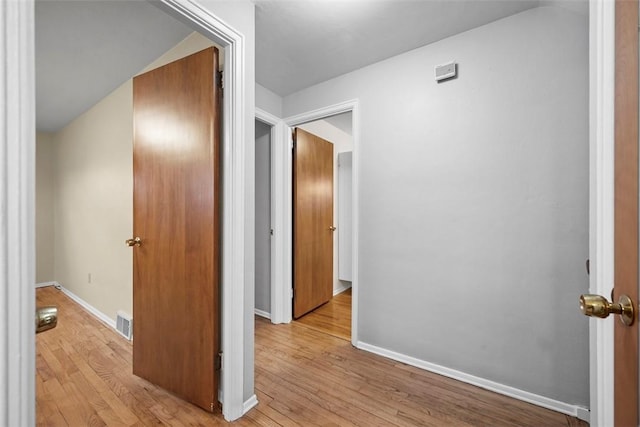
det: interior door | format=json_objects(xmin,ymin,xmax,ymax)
[
  {"xmin": 293, "ymin": 128, "xmax": 334, "ymax": 319},
  {"xmin": 614, "ymin": 0, "xmax": 639, "ymax": 423},
  {"xmin": 131, "ymin": 47, "xmax": 221, "ymax": 412}
]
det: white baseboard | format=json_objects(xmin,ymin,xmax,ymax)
[
  {"xmin": 576, "ymin": 406, "xmax": 590, "ymax": 422},
  {"xmin": 254, "ymin": 309, "xmax": 271, "ymax": 319},
  {"xmin": 242, "ymin": 394, "xmax": 258, "ymax": 414},
  {"xmin": 333, "ymin": 283, "xmax": 352, "ymax": 296},
  {"xmin": 57, "ymin": 284, "xmax": 116, "ymax": 329},
  {"xmin": 356, "ymin": 341, "xmax": 587, "ymax": 419},
  {"xmin": 35, "ymin": 281, "xmax": 59, "ymax": 288}
]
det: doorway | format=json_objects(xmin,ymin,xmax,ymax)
[
  {"xmin": 255, "ymin": 119, "xmax": 273, "ymax": 320},
  {"xmin": 31, "ymin": 0, "xmax": 248, "ymax": 420},
  {"xmin": 293, "ymin": 114, "xmax": 353, "ymax": 340}
]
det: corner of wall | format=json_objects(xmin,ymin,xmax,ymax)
[{"xmin": 256, "ymin": 84, "xmax": 283, "ymax": 119}]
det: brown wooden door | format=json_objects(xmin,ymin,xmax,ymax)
[
  {"xmin": 614, "ymin": 0, "xmax": 639, "ymax": 424},
  {"xmin": 293, "ymin": 128, "xmax": 334, "ymax": 319},
  {"xmin": 132, "ymin": 47, "xmax": 221, "ymax": 413}
]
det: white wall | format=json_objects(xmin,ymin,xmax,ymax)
[
  {"xmin": 298, "ymin": 119, "xmax": 353, "ymax": 295},
  {"xmin": 53, "ymin": 77, "xmax": 134, "ymax": 318},
  {"xmin": 256, "ymin": 83, "xmax": 282, "ymax": 118},
  {"xmin": 284, "ymin": 6, "xmax": 589, "ymax": 407},
  {"xmin": 36, "ymin": 132, "xmax": 55, "ymax": 283},
  {"xmin": 337, "ymin": 152, "xmax": 353, "ymax": 282},
  {"xmin": 255, "ymin": 120, "xmax": 271, "ymax": 314}
]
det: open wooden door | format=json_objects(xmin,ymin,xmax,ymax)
[
  {"xmin": 613, "ymin": 0, "xmax": 639, "ymax": 424},
  {"xmin": 293, "ymin": 128, "xmax": 334, "ymax": 319},
  {"xmin": 131, "ymin": 47, "xmax": 221, "ymax": 412}
]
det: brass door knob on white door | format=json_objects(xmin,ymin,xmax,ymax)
[
  {"xmin": 126, "ymin": 237, "xmax": 142, "ymax": 247},
  {"xmin": 579, "ymin": 293, "xmax": 635, "ymax": 326}
]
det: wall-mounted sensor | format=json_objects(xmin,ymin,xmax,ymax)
[{"xmin": 435, "ymin": 61, "xmax": 457, "ymax": 82}]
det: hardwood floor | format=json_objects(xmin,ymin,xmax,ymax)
[
  {"xmin": 36, "ymin": 286, "xmax": 588, "ymax": 426},
  {"xmin": 295, "ymin": 288, "xmax": 351, "ymax": 340}
]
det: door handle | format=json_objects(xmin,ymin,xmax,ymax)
[
  {"xmin": 126, "ymin": 237, "xmax": 142, "ymax": 247},
  {"xmin": 579, "ymin": 293, "xmax": 635, "ymax": 326},
  {"xmin": 329, "ymin": 226, "xmax": 336, "ymax": 231}
]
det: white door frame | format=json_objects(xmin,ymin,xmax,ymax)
[
  {"xmin": 589, "ymin": 0, "xmax": 615, "ymax": 425},
  {"xmin": 2, "ymin": 0, "xmax": 248, "ymax": 422},
  {"xmin": 0, "ymin": 0, "xmax": 36, "ymax": 424},
  {"xmin": 268, "ymin": 100, "xmax": 360, "ymax": 345},
  {"xmin": 255, "ymin": 109, "xmax": 288, "ymax": 324}
]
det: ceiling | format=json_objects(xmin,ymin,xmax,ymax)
[
  {"xmin": 35, "ymin": 0, "xmax": 193, "ymax": 133},
  {"xmin": 35, "ymin": 0, "xmax": 587, "ymax": 133},
  {"xmin": 255, "ymin": 0, "xmax": 542, "ymax": 96},
  {"xmin": 323, "ymin": 112, "xmax": 352, "ymax": 136}
]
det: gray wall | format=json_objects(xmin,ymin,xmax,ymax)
[
  {"xmin": 283, "ymin": 6, "xmax": 589, "ymax": 406},
  {"xmin": 256, "ymin": 84, "xmax": 282, "ymax": 118},
  {"xmin": 255, "ymin": 120, "xmax": 271, "ymax": 314}
]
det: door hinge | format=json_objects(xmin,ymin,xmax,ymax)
[
  {"xmin": 216, "ymin": 70, "xmax": 224, "ymax": 89},
  {"xmin": 215, "ymin": 352, "xmax": 222, "ymax": 371},
  {"xmin": 291, "ymin": 288, "xmax": 295, "ymax": 299}
]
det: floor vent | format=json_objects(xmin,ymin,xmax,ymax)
[{"xmin": 116, "ymin": 311, "xmax": 133, "ymax": 340}]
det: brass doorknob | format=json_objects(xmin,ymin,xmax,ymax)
[
  {"xmin": 329, "ymin": 226, "xmax": 336, "ymax": 231},
  {"xmin": 579, "ymin": 293, "xmax": 635, "ymax": 326},
  {"xmin": 126, "ymin": 237, "xmax": 142, "ymax": 247}
]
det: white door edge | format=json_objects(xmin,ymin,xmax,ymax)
[{"xmin": 589, "ymin": 0, "xmax": 615, "ymax": 425}]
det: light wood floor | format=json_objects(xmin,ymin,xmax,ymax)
[
  {"xmin": 294, "ymin": 288, "xmax": 351, "ymax": 340},
  {"xmin": 36, "ymin": 286, "xmax": 588, "ymax": 426}
]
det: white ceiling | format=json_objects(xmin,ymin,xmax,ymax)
[
  {"xmin": 35, "ymin": 0, "xmax": 587, "ymax": 133},
  {"xmin": 35, "ymin": 0, "xmax": 193, "ymax": 132}
]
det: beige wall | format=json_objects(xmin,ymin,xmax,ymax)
[
  {"xmin": 36, "ymin": 132, "xmax": 55, "ymax": 283},
  {"xmin": 49, "ymin": 32, "xmax": 216, "ymax": 321}
]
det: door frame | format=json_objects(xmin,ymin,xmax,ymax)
[
  {"xmin": 255, "ymin": 108, "xmax": 288, "ymax": 324},
  {"xmin": 270, "ymin": 100, "xmax": 360, "ymax": 345},
  {"xmin": 589, "ymin": 0, "xmax": 616, "ymax": 425},
  {"xmin": 1, "ymin": 0, "xmax": 249, "ymax": 422},
  {"xmin": 0, "ymin": 0, "xmax": 36, "ymax": 424}
]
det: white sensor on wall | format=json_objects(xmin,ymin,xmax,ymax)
[{"xmin": 435, "ymin": 61, "xmax": 457, "ymax": 82}]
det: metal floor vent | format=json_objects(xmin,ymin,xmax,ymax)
[{"xmin": 116, "ymin": 311, "xmax": 133, "ymax": 340}]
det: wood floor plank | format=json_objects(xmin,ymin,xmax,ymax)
[
  {"xmin": 295, "ymin": 288, "xmax": 352, "ymax": 340},
  {"xmin": 36, "ymin": 286, "xmax": 588, "ymax": 427}
]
